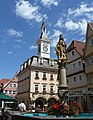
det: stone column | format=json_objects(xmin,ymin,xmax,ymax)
[
  {"xmin": 59, "ymin": 66, "xmax": 67, "ymax": 88},
  {"xmin": 58, "ymin": 62, "xmax": 68, "ymax": 101}
]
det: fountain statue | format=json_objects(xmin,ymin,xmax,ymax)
[{"xmin": 56, "ymin": 33, "xmax": 68, "ymax": 102}]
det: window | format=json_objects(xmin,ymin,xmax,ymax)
[
  {"xmin": 43, "ymin": 84, "xmax": 46, "ymax": 93},
  {"xmin": 72, "ymin": 51, "xmax": 74, "ymax": 56},
  {"xmin": 50, "ymin": 74, "xmax": 54, "ymax": 80},
  {"xmin": 73, "ymin": 77, "xmax": 77, "ymax": 83},
  {"xmin": 35, "ymin": 71, "xmax": 39, "ymax": 79},
  {"xmin": 5, "ymin": 90, "xmax": 7, "ymax": 94},
  {"xmin": 90, "ymin": 38, "xmax": 93, "ymax": 46},
  {"xmin": 35, "ymin": 85, "xmax": 38, "ymax": 92},
  {"xmin": 50, "ymin": 85, "xmax": 53, "ymax": 93},
  {"xmin": 72, "ymin": 63, "xmax": 75, "ymax": 69},
  {"xmin": 78, "ymin": 61, "xmax": 81, "ymax": 67},
  {"xmin": 66, "ymin": 67, "xmax": 68, "ymax": 72},
  {"xmin": 78, "ymin": 75, "xmax": 82, "ymax": 82},
  {"xmin": 10, "ymin": 84, "xmax": 12, "ymax": 87},
  {"xmin": 86, "ymin": 58, "xmax": 90, "ymax": 66},
  {"xmin": 43, "ymin": 72, "xmax": 47, "ymax": 80},
  {"xmin": 13, "ymin": 91, "xmax": 16, "ymax": 94},
  {"xmin": 14, "ymin": 84, "xmax": 16, "ymax": 88},
  {"xmin": 38, "ymin": 44, "xmax": 41, "ymax": 53},
  {"xmin": 9, "ymin": 90, "xmax": 12, "ymax": 94}
]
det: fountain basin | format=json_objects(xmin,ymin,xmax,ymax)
[{"xmin": 12, "ymin": 112, "xmax": 93, "ymax": 120}]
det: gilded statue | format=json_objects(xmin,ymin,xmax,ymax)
[{"xmin": 56, "ymin": 34, "xmax": 67, "ymax": 63}]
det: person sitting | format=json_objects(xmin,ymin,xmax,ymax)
[{"xmin": 35, "ymin": 105, "xmax": 42, "ymax": 113}]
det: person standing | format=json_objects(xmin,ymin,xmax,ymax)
[{"xmin": 18, "ymin": 101, "xmax": 26, "ymax": 113}]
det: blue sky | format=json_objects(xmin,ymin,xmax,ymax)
[{"xmin": 0, "ymin": 0, "xmax": 93, "ymax": 79}]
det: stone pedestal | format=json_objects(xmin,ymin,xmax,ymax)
[
  {"xmin": 59, "ymin": 67, "xmax": 68, "ymax": 88},
  {"xmin": 58, "ymin": 65, "xmax": 68, "ymax": 101}
]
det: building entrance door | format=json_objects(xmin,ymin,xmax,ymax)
[{"xmin": 35, "ymin": 97, "xmax": 46, "ymax": 108}]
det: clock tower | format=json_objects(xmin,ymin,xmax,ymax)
[{"xmin": 37, "ymin": 21, "xmax": 51, "ymax": 58}]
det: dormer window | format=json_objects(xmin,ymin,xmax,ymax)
[
  {"xmin": 28, "ymin": 59, "xmax": 31, "ymax": 65},
  {"xmin": 24, "ymin": 62, "xmax": 27, "ymax": 68},
  {"xmin": 39, "ymin": 58, "xmax": 43, "ymax": 65},
  {"xmin": 20, "ymin": 65, "xmax": 23, "ymax": 71},
  {"xmin": 51, "ymin": 60, "xmax": 54, "ymax": 66}
]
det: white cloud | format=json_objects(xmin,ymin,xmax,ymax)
[
  {"xmin": 29, "ymin": 45, "xmax": 37, "ymax": 50},
  {"xmin": 50, "ymin": 29, "xmax": 62, "ymax": 47},
  {"xmin": 55, "ymin": 3, "xmax": 93, "ymax": 35},
  {"xmin": 41, "ymin": 0, "xmax": 60, "ymax": 7},
  {"xmin": 55, "ymin": 19, "xmax": 64, "ymax": 28},
  {"xmin": 7, "ymin": 29, "xmax": 23, "ymax": 37},
  {"xmin": 65, "ymin": 20, "xmax": 79, "ymax": 30},
  {"xmin": 15, "ymin": 0, "xmax": 47, "ymax": 22},
  {"xmin": 68, "ymin": 4, "xmax": 93, "ymax": 17},
  {"xmin": 64, "ymin": 19, "xmax": 87, "ymax": 35},
  {"xmin": 8, "ymin": 51, "xmax": 13, "ymax": 54}
]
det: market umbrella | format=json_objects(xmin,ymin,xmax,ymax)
[{"xmin": 0, "ymin": 92, "xmax": 17, "ymax": 101}]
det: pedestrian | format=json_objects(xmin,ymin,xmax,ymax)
[
  {"xmin": 18, "ymin": 101, "xmax": 26, "ymax": 113},
  {"xmin": 35, "ymin": 105, "xmax": 42, "ymax": 113}
]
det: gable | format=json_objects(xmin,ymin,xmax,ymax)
[
  {"xmin": 67, "ymin": 40, "xmax": 75, "ymax": 52},
  {"xmin": 84, "ymin": 22, "xmax": 93, "ymax": 58},
  {"xmin": 86, "ymin": 23, "xmax": 93, "ymax": 38},
  {"xmin": 67, "ymin": 48, "xmax": 81, "ymax": 63}
]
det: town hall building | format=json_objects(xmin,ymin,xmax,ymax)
[{"xmin": 17, "ymin": 22, "xmax": 59, "ymax": 109}]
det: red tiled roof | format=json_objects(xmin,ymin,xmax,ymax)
[
  {"xmin": 67, "ymin": 40, "xmax": 85, "ymax": 56},
  {"xmin": 0, "ymin": 79, "xmax": 10, "ymax": 86},
  {"xmin": 75, "ymin": 40, "xmax": 85, "ymax": 56}
]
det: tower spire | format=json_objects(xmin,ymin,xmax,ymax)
[
  {"xmin": 40, "ymin": 21, "xmax": 48, "ymax": 39},
  {"xmin": 41, "ymin": 21, "xmax": 46, "ymax": 34}
]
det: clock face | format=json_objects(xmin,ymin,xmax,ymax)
[{"xmin": 43, "ymin": 45, "xmax": 48, "ymax": 52}]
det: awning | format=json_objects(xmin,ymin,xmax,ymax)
[{"xmin": 0, "ymin": 92, "xmax": 17, "ymax": 101}]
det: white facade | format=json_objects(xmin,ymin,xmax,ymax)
[{"xmin": 17, "ymin": 22, "xmax": 58, "ymax": 109}]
